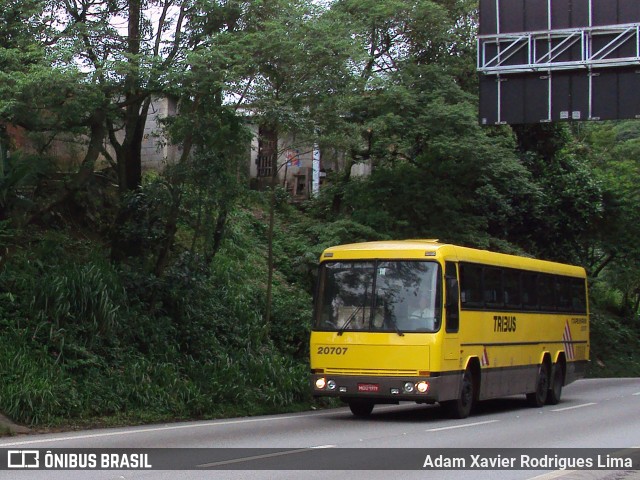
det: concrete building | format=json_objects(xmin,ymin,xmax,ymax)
[{"xmin": 2, "ymin": 97, "xmax": 370, "ymax": 198}]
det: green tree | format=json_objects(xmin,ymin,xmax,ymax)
[
  {"xmin": 337, "ymin": 69, "xmax": 538, "ymax": 249},
  {"xmin": 316, "ymin": 0, "xmax": 482, "ymax": 215},
  {"xmin": 0, "ymin": 0, "xmax": 111, "ymax": 224},
  {"xmin": 213, "ymin": 0, "xmax": 355, "ymax": 326},
  {"xmin": 304, "ymin": 0, "xmax": 541, "ymax": 250},
  {"xmin": 504, "ymin": 124, "xmax": 605, "ymax": 264},
  {"xmin": 578, "ymin": 121, "xmax": 640, "ymax": 315},
  {"xmin": 152, "ymin": 47, "xmax": 250, "ymax": 276}
]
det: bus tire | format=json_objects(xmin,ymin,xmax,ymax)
[
  {"xmin": 526, "ymin": 362, "xmax": 549, "ymax": 407},
  {"xmin": 443, "ymin": 367, "xmax": 475, "ymax": 419},
  {"xmin": 547, "ymin": 363, "xmax": 564, "ymax": 405},
  {"xmin": 348, "ymin": 400, "xmax": 374, "ymax": 417}
]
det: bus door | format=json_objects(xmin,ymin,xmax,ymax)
[{"xmin": 443, "ymin": 262, "xmax": 460, "ymax": 365}]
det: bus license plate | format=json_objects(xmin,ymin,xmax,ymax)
[{"xmin": 357, "ymin": 383, "xmax": 379, "ymax": 393}]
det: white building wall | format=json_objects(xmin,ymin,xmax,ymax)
[
  {"xmin": 350, "ymin": 161, "xmax": 371, "ymax": 177},
  {"xmin": 12, "ymin": 96, "xmax": 365, "ymax": 192},
  {"xmin": 141, "ymin": 96, "xmax": 179, "ymax": 170}
]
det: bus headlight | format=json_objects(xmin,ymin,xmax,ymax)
[
  {"xmin": 403, "ymin": 381, "xmax": 415, "ymax": 393},
  {"xmin": 327, "ymin": 380, "xmax": 337, "ymax": 391},
  {"xmin": 315, "ymin": 377, "xmax": 327, "ymax": 390},
  {"xmin": 416, "ymin": 381, "xmax": 429, "ymax": 394}
]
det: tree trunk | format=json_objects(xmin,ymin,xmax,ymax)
[
  {"xmin": 590, "ymin": 252, "xmax": 616, "ymax": 278},
  {"xmin": 331, "ymin": 151, "xmax": 354, "ymax": 216},
  {"xmin": 264, "ymin": 126, "xmax": 279, "ymax": 334},
  {"xmin": 149, "ymin": 100, "xmax": 197, "ymax": 275},
  {"xmin": 153, "ymin": 184, "xmax": 181, "ymax": 277},
  {"xmin": 109, "ymin": 0, "xmax": 154, "ymax": 261},
  {"xmin": 116, "ymin": 0, "xmax": 145, "ymax": 193},
  {"xmin": 207, "ymin": 205, "xmax": 228, "ymax": 264}
]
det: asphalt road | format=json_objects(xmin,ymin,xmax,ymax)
[{"xmin": 1, "ymin": 378, "xmax": 639, "ymax": 480}]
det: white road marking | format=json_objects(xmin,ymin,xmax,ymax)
[
  {"xmin": 551, "ymin": 402, "xmax": 597, "ymax": 412},
  {"xmin": 0, "ymin": 410, "xmax": 344, "ymax": 447},
  {"xmin": 632, "ymin": 392, "xmax": 640, "ymax": 396},
  {"xmin": 425, "ymin": 420, "xmax": 499, "ymax": 432},
  {"xmin": 0, "ymin": 403, "xmax": 420, "ymax": 448}
]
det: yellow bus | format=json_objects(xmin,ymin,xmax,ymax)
[{"xmin": 310, "ymin": 240, "xmax": 589, "ymax": 418}]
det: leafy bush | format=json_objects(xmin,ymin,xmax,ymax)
[
  {"xmin": 0, "ymin": 151, "xmax": 52, "ymax": 219},
  {"xmin": 589, "ymin": 309, "xmax": 640, "ymax": 378},
  {"xmin": 589, "ymin": 279, "xmax": 626, "ymax": 316},
  {"xmin": 269, "ymin": 286, "xmax": 312, "ymax": 358}
]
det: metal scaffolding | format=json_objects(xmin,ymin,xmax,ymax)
[{"xmin": 478, "ymin": 23, "xmax": 640, "ymax": 75}]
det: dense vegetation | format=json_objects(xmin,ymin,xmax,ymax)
[{"xmin": 1, "ymin": 0, "xmax": 639, "ymax": 428}]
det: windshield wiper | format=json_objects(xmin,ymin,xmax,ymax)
[
  {"xmin": 337, "ymin": 306, "xmax": 363, "ymax": 336},
  {"xmin": 388, "ymin": 317, "xmax": 405, "ymax": 337}
]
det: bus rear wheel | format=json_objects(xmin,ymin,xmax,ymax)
[
  {"xmin": 348, "ymin": 400, "xmax": 374, "ymax": 417},
  {"xmin": 547, "ymin": 363, "xmax": 564, "ymax": 405},
  {"xmin": 526, "ymin": 362, "xmax": 549, "ymax": 407},
  {"xmin": 443, "ymin": 367, "xmax": 475, "ymax": 419}
]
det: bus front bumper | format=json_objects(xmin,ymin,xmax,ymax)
[{"xmin": 310, "ymin": 373, "xmax": 450, "ymax": 403}]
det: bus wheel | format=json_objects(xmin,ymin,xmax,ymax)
[
  {"xmin": 348, "ymin": 400, "xmax": 374, "ymax": 417},
  {"xmin": 547, "ymin": 363, "xmax": 564, "ymax": 405},
  {"xmin": 526, "ymin": 362, "xmax": 549, "ymax": 407},
  {"xmin": 443, "ymin": 367, "xmax": 475, "ymax": 419}
]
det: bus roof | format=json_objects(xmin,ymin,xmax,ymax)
[{"xmin": 320, "ymin": 240, "xmax": 586, "ymax": 278}]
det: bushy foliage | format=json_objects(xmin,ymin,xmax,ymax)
[
  {"xmin": 0, "ymin": 208, "xmax": 314, "ymax": 426},
  {"xmin": 0, "ymin": 151, "xmax": 53, "ymax": 221},
  {"xmin": 589, "ymin": 309, "xmax": 640, "ymax": 378}
]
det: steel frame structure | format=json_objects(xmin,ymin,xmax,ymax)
[
  {"xmin": 478, "ymin": 23, "xmax": 640, "ymax": 75},
  {"xmin": 478, "ymin": 0, "xmax": 640, "ymax": 123}
]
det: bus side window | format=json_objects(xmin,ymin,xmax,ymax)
[
  {"xmin": 504, "ymin": 268, "xmax": 522, "ymax": 309},
  {"xmin": 521, "ymin": 272, "xmax": 539, "ymax": 310},
  {"xmin": 538, "ymin": 274, "xmax": 556, "ymax": 311},
  {"xmin": 459, "ymin": 263, "xmax": 483, "ymax": 308},
  {"xmin": 483, "ymin": 267, "xmax": 503, "ymax": 307},
  {"xmin": 556, "ymin": 277, "xmax": 572, "ymax": 311},
  {"xmin": 570, "ymin": 278, "xmax": 587, "ymax": 313}
]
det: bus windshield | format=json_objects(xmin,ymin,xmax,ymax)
[{"xmin": 314, "ymin": 261, "xmax": 442, "ymax": 333}]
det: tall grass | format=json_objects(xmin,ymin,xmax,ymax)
[
  {"xmin": 0, "ymin": 206, "xmax": 314, "ymax": 427},
  {"xmin": 0, "ymin": 340, "xmax": 79, "ymax": 424}
]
